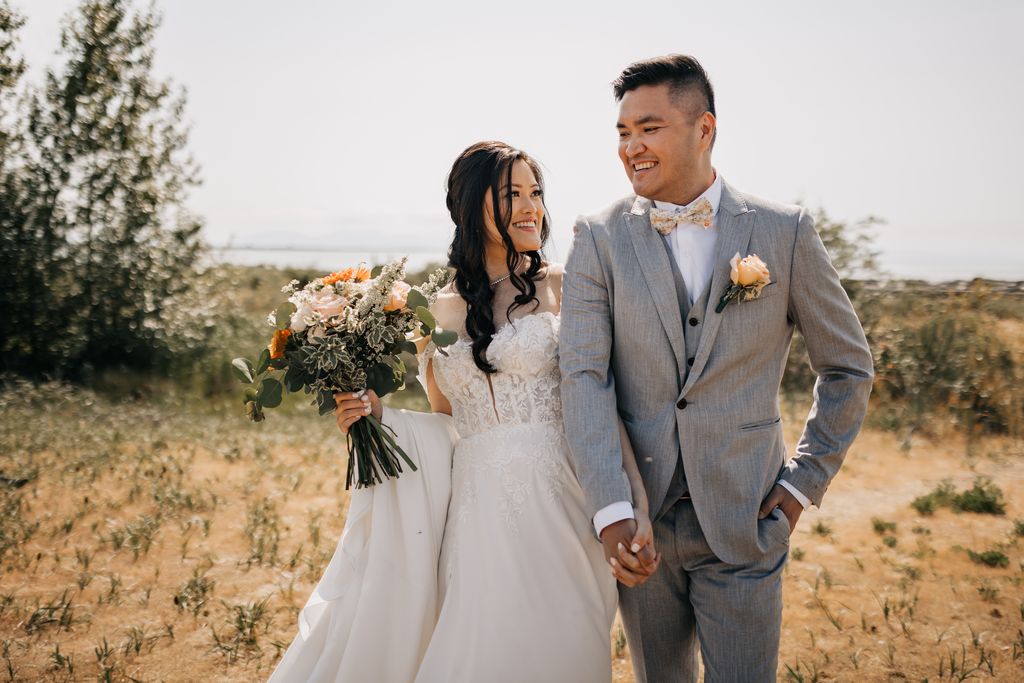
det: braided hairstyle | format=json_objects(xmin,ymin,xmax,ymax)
[{"xmin": 445, "ymin": 141, "xmax": 550, "ymax": 374}]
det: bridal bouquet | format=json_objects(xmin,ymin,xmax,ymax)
[{"xmin": 232, "ymin": 258, "xmax": 456, "ymax": 488}]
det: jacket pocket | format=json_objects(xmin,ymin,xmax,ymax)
[{"xmin": 738, "ymin": 416, "xmax": 782, "ymax": 432}]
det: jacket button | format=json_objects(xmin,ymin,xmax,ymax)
[
  {"xmin": 676, "ymin": 398, "xmax": 688, "ymax": 410},
  {"xmin": 688, "ymin": 317, "xmax": 699, "ymax": 327},
  {"xmin": 687, "ymin": 357, "xmax": 695, "ymax": 366}
]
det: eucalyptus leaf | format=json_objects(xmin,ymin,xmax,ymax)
[
  {"xmin": 432, "ymin": 329, "xmax": 459, "ymax": 348},
  {"xmin": 399, "ymin": 340, "xmax": 418, "ymax": 356},
  {"xmin": 256, "ymin": 348, "xmax": 271, "ymax": 375},
  {"xmin": 405, "ymin": 288, "xmax": 428, "ymax": 311},
  {"xmin": 231, "ymin": 358, "xmax": 255, "ymax": 384},
  {"xmin": 284, "ymin": 366, "xmax": 306, "ymax": 393},
  {"xmin": 257, "ymin": 377, "xmax": 283, "ymax": 408},
  {"xmin": 370, "ymin": 265, "xmax": 384, "ymax": 278},
  {"xmin": 275, "ymin": 302, "xmax": 296, "ymax": 330},
  {"xmin": 415, "ymin": 306, "xmax": 437, "ymax": 329},
  {"xmin": 243, "ymin": 387, "xmax": 257, "ymax": 404}
]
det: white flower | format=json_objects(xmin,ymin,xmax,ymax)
[{"xmin": 289, "ymin": 293, "xmax": 315, "ymax": 333}]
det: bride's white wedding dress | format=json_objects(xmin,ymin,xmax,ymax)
[{"xmin": 269, "ymin": 311, "xmax": 616, "ymax": 683}]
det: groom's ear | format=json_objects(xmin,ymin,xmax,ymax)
[{"xmin": 699, "ymin": 111, "xmax": 717, "ymax": 151}]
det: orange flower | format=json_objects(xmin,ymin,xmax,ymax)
[
  {"xmin": 322, "ymin": 268, "xmax": 352, "ymax": 286},
  {"xmin": 322, "ymin": 265, "xmax": 371, "ymax": 286},
  {"xmin": 269, "ymin": 328, "xmax": 291, "ymax": 359}
]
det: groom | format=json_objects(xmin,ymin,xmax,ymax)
[{"xmin": 560, "ymin": 55, "xmax": 873, "ymax": 682}]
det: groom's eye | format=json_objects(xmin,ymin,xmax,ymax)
[{"xmin": 643, "ymin": 127, "xmax": 660, "ymax": 134}]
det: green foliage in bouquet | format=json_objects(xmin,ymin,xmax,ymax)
[{"xmin": 231, "ymin": 259, "xmax": 455, "ymax": 488}]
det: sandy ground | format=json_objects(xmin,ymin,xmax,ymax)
[{"xmin": 1, "ymin": 412, "xmax": 1022, "ymax": 682}]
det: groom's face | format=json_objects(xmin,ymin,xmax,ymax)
[{"xmin": 616, "ymin": 83, "xmax": 710, "ymax": 203}]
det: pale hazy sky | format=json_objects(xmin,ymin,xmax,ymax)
[{"xmin": 19, "ymin": 0, "xmax": 1024, "ymax": 280}]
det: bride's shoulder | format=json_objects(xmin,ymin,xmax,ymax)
[
  {"xmin": 429, "ymin": 286, "xmax": 465, "ymax": 326},
  {"xmin": 541, "ymin": 262, "xmax": 564, "ymax": 291}
]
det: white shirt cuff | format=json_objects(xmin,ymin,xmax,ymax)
[
  {"xmin": 593, "ymin": 501, "xmax": 635, "ymax": 537},
  {"xmin": 778, "ymin": 479, "xmax": 814, "ymax": 510}
]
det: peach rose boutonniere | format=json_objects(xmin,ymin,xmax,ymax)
[{"xmin": 715, "ymin": 252, "xmax": 772, "ymax": 313}]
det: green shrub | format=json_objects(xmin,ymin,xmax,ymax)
[
  {"xmin": 967, "ymin": 549, "xmax": 1010, "ymax": 568},
  {"xmin": 872, "ymin": 518, "xmax": 897, "ymax": 534},
  {"xmin": 952, "ymin": 478, "xmax": 1006, "ymax": 515},
  {"xmin": 911, "ymin": 480, "xmax": 956, "ymax": 516}
]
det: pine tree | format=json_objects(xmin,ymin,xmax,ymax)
[{"xmin": 1, "ymin": 0, "xmax": 210, "ymax": 378}]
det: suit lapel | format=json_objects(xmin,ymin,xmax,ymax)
[
  {"xmin": 625, "ymin": 197, "xmax": 688, "ymax": 377},
  {"xmin": 681, "ymin": 182, "xmax": 756, "ymax": 396}
]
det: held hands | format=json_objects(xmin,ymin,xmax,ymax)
[
  {"xmin": 334, "ymin": 390, "xmax": 382, "ymax": 435},
  {"xmin": 601, "ymin": 512, "xmax": 661, "ymax": 588},
  {"xmin": 758, "ymin": 483, "xmax": 803, "ymax": 533}
]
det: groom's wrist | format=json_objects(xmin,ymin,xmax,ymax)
[
  {"xmin": 778, "ymin": 479, "xmax": 814, "ymax": 510},
  {"xmin": 593, "ymin": 500, "xmax": 635, "ymax": 537}
]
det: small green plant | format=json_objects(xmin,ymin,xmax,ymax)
[
  {"xmin": 613, "ymin": 625, "xmax": 627, "ymax": 659},
  {"xmin": 872, "ymin": 518, "xmax": 897, "ymax": 534},
  {"xmin": 174, "ymin": 567, "xmax": 215, "ymax": 617},
  {"xmin": 811, "ymin": 521, "xmax": 832, "ymax": 537},
  {"xmin": 977, "ymin": 582, "xmax": 1000, "ymax": 602},
  {"xmin": 244, "ymin": 499, "xmax": 281, "ymax": 567},
  {"xmin": 953, "ymin": 477, "xmax": 1006, "ymax": 515},
  {"xmin": 882, "ymin": 536, "xmax": 898, "ymax": 548},
  {"xmin": 1012, "ymin": 519, "xmax": 1024, "ymax": 537},
  {"xmin": 911, "ymin": 480, "xmax": 956, "ymax": 515},
  {"xmin": 790, "ymin": 547, "xmax": 805, "ymax": 561},
  {"xmin": 968, "ymin": 549, "xmax": 1010, "ymax": 568}
]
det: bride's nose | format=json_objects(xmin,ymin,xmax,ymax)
[{"xmin": 521, "ymin": 196, "xmax": 540, "ymax": 216}]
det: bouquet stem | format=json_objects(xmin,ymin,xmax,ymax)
[{"xmin": 345, "ymin": 414, "xmax": 418, "ymax": 489}]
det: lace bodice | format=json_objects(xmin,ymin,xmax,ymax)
[{"xmin": 419, "ymin": 312, "xmax": 562, "ymax": 438}]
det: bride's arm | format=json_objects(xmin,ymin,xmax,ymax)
[
  {"xmin": 618, "ymin": 418, "xmax": 655, "ymax": 552},
  {"xmin": 415, "ymin": 335, "xmax": 452, "ymax": 416}
]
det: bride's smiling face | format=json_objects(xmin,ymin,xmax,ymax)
[{"xmin": 482, "ymin": 159, "xmax": 545, "ymax": 255}]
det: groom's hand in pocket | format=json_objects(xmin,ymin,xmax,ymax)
[{"xmin": 758, "ymin": 484, "xmax": 803, "ymax": 534}]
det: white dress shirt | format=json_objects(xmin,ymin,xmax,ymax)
[{"xmin": 592, "ymin": 172, "xmax": 811, "ymax": 538}]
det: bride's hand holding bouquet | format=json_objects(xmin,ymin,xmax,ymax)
[{"xmin": 232, "ymin": 258, "xmax": 455, "ymax": 489}]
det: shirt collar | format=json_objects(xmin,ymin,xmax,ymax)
[{"xmin": 652, "ymin": 170, "xmax": 722, "ymax": 217}]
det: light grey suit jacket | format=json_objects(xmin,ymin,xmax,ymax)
[{"xmin": 559, "ymin": 181, "xmax": 874, "ymax": 565}]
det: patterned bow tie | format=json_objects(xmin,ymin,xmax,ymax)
[{"xmin": 650, "ymin": 198, "xmax": 715, "ymax": 235}]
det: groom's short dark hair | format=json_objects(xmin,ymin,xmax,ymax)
[{"xmin": 612, "ymin": 54, "xmax": 716, "ymax": 120}]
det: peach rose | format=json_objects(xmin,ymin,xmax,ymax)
[
  {"xmin": 269, "ymin": 328, "xmax": 291, "ymax": 359},
  {"xmin": 729, "ymin": 253, "xmax": 770, "ymax": 287},
  {"xmin": 312, "ymin": 288, "xmax": 348, "ymax": 319},
  {"xmin": 383, "ymin": 281, "xmax": 412, "ymax": 312}
]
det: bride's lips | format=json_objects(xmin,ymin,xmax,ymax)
[{"xmin": 512, "ymin": 220, "xmax": 538, "ymax": 233}]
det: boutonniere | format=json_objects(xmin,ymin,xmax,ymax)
[{"xmin": 715, "ymin": 253, "xmax": 771, "ymax": 313}]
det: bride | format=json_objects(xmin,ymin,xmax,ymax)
[{"xmin": 269, "ymin": 141, "xmax": 658, "ymax": 683}]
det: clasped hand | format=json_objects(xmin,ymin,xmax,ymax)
[{"xmin": 601, "ymin": 515, "xmax": 661, "ymax": 587}]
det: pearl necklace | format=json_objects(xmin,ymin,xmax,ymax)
[{"xmin": 489, "ymin": 273, "xmax": 513, "ymax": 287}]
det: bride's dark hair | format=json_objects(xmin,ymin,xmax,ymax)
[{"xmin": 445, "ymin": 141, "xmax": 550, "ymax": 374}]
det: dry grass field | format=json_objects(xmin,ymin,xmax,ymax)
[{"xmin": 1, "ymin": 381, "xmax": 1022, "ymax": 682}]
